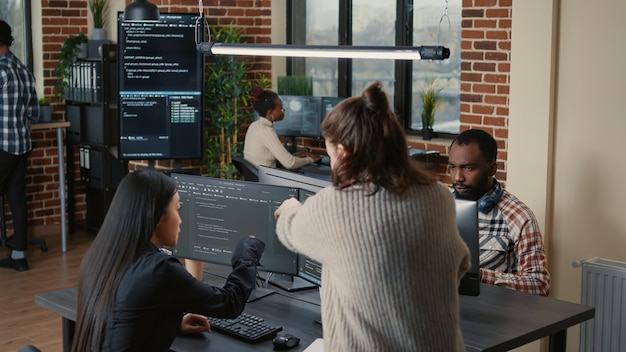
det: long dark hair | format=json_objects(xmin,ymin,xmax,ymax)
[
  {"xmin": 322, "ymin": 81, "xmax": 436, "ymax": 194},
  {"xmin": 72, "ymin": 170, "xmax": 177, "ymax": 352}
]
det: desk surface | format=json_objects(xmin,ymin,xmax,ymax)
[
  {"xmin": 36, "ymin": 267, "xmax": 593, "ymax": 352},
  {"xmin": 29, "ymin": 121, "xmax": 71, "ymax": 130},
  {"xmin": 459, "ymin": 284, "xmax": 593, "ymax": 352}
]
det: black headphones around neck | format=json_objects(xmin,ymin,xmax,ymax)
[{"xmin": 477, "ymin": 180, "xmax": 503, "ymax": 214}]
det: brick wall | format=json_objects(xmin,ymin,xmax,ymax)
[
  {"xmin": 6, "ymin": 0, "xmax": 272, "ymax": 234},
  {"xmin": 11, "ymin": 0, "xmax": 511, "ymax": 234}
]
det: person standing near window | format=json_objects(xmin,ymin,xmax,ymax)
[
  {"xmin": 0, "ymin": 20, "xmax": 39, "ymax": 272},
  {"xmin": 244, "ymin": 86, "xmax": 320, "ymax": 169}
]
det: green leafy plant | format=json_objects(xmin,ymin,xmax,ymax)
[
  {"xmin": 89, "ymin": 0, "xmax": 108, "ymax": 28},
  {"xmin": 204, "ymin": 25, "xmax": 269, "ymax": 179},
  {"xmin": 38, "ymin": 97, "xmax": 51, "ymax": 106},
  {"xmin": 54, "ymin": 33, "xmax": 88, "ymax": 100},
  {"xmin": 277, "ymin": 76, "xmax": 313, "ymax": 96},
  {"xmin": 420, "ymin": 78, "xmax": 444, "ymax": 130}
]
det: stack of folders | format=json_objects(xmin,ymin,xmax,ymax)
[{"xmin": 64, "ymin": 61, "xmax": 102, "ymax": 103}]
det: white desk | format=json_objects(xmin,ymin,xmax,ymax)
[{"xmin": 30, "ymin": 121, "xmax": 70, "ymax": 252}]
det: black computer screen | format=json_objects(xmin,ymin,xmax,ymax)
[
  {"xmin": 274, "ymin": 95, "xmax": 322, "ymax": 138},
  {"xmin": 255, "ymin": 95, "xmax": 344, "ymax": 139},
  {"xmin": 171, "ymin": 174, "xmax": 300, "ymax": 276},
  {"xmin": 455, "ymin": 199, "xmax": 480, "ymax": 296},
  {"xmin": 297, "ymin": 189, "xmax": 323, "ymax": 287},
  {"xmin": 258, "ymin": 167, "xmax": 331, "ymax": 287},
  {"xmin": 118, "ymin": 13, "xmax": 203, "ymax": 160}
]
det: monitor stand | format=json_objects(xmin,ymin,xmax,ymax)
[
  {"xmin": 247, "ymin": 287, "xmax": 275, "ymax": 303},
  {"xmin": 269, "ymin": 274, "xmax": 317, "ymax": 292}
]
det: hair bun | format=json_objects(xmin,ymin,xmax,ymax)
[{"xmin": 249, "ymin": 86, "xmax": 264, "ymax": 103}]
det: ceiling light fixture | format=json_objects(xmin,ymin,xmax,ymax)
[{"xmin": 197, "ymin": 43, "xmax": 450, "ymax": 61}]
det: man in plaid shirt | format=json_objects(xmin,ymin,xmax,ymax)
[
  {"xmin": 0, "ymin": 20, "xmax": 39, "ymax": 272},
  {"xmin": 448, "ymin": 129, "xmax": 550, "ymax": 295}
]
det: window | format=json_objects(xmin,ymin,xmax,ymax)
[
  {"xmin": 0, "ymin": 0, "xmax": 33, "ymax": 71},
  {"xmin": 287, "ymin": 0, "xmax": 461, "ymax": 134}
]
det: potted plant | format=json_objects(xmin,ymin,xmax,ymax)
[
  {"xmin": 277, "ymin": 76, "xmax": 313, "ymax": 96},
  {"xmin": 204, "ymin": 25, "xmax": 269, "ymax": 179},
  {"xmin": 38, "ymin": 97, "xmax": 53, "ymax": 122},
  {"xmin": 89, "ymin": 0, "xmax": 108, "ymax": 40},
  {"xmin": 54, "ymin": 32, "xmax": 88, "ymax": 100},
  {"xmin": 419, "ymin": 79, "xmax": 444, "ymax": 140}
]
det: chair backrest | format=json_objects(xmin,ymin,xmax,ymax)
[{"xmin": 232, "ymin": 156, "xmax": 259, "ymax": 182}]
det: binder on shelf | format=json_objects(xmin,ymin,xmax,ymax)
[{"xmin": 79, "ymin": 146, "xmax": 91, "ymax": 183}]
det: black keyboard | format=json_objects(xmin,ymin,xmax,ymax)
[{"xmin": 207, "ymin": 312, "xmax": 283, "ymax": 343}]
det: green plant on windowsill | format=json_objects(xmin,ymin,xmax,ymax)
[
  {"xmin": 419, "ymin": 78, "xmax": 444, "ymax": 140},
  {"xmin": 54, "ymin": 32, "xmax": 88, "ymax": 101}
]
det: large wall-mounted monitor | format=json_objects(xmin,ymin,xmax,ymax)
[
  {"xmin": 118, "ymin": 13, "xmax": 204, "ymax": 160},
  {"xmin": 171, "ymin": 174, "xmax": 300, "ymax": 277}
]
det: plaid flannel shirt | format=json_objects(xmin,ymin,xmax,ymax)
[
  {"xmin": 0, "ymin": 52, "xmax": 39, "ymax": 155},
  {"xmin": 479, "ymin": 186, "xmax": 551, "ymax": 296}
]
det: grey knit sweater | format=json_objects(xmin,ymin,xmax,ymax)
[{"xmin": 276, "ymin": 182, "xmax": 470, "ymax": 351}]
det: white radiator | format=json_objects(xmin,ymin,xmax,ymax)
[{"xmin": 579, "ymin": 257, "xmax": 626, "ymax": 352}]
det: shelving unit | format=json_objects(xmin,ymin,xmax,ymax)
[{"xmin": 65, "ymin": 43, "xmax": 127, "ymax": 230}]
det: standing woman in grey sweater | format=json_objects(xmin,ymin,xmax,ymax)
[{"xmin": 275, "ymin": 81, "xmax": 470, "ymax": 351}]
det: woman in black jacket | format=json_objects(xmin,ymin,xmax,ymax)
[{"xmin": 72, "ymin": 170, "xmax": 264, "ymax": 352}]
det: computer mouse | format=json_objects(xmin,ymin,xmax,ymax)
[{"xmin": 272, "ymin": 333, "xmax": 300, "ymax": 350}]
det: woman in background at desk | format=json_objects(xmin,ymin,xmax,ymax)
[
  {"xmin": 244, "ymin": 86, "xmax": 321, "ymax": 169},
  {"xmin": 274, "ymin": 81, "xmax": 470, "ymax": 351},
  {"xmin": 71, "ymin": 170, "xmax": 265, "ymax": 352}
]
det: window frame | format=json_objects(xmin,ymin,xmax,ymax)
[{"xmin": 286, "ymin": 0, "xmax": 460, "ymax": 137}]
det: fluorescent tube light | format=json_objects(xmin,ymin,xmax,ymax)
[{"xmin": 197, "ymin": 43, "xmax": 450, "ymax": 61}]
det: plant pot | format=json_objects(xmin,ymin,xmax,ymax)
[
  {"xmin": 39, "ymin": 106, "xmax": 53, "ymax": 122},
  {"xmin": 92, "ymin": 28, "xmax": 105, "ymax": 41},
  {"xmin": 77, "ymin": 43, "xmax": 88, "ymax": 59},
  {"xmin": 422, "ymin": 127, "xmax": 433, "ymax": 140}
]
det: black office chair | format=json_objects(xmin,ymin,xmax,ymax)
[
  {"xmin": 0, "ymin": 195, "xmax": 48, "ymax": 253},
  {"xmin": 232, "ymin": 156, "xmax": 259, "ymax": 182}
]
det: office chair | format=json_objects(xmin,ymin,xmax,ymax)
[
  {"xmin": 232, "ymin": 156, "xmax": 259, "ymax": 182},
  {"xmin": 0, "ymin": 195, "xmax": 48, "ymax": 253}
]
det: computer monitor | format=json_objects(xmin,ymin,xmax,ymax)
[
  {"xmin": 258, "ymin": 166, "xmax": 331, "ymax": 291},
  {"xmin": 455, "ymin": 199, "xmax": 480, "ymax": 296},
  {"xmin": 171, "ymin": 174, "xmax": 301, "ymax": 300},
  {"xmin": 254, "ymin": 95, "xmax": 345, "ymax": 140},
  {"xmin": 273, "ymin": 95, "xmax": 322, "ymax": 138},
  {"xmin": 258, "ymin": 165, "xmax": 332, "ymax": 193},
  {"xmin": 320, "ymin": 96, "xmax": 344, "ymax": 122},
  {"xmin": 118, "ymin": 13, "xmax": 204, "ymax": 160},
  {"xmin": 296, "ymin": 188, "xmax": 323, "ymax": 287}
]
